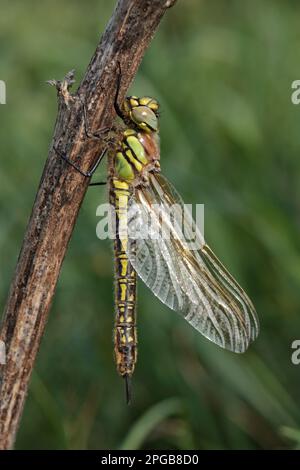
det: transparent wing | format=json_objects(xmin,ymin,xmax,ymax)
[{"xmin": 124, "ymin": 173, "xmax": 259, "ymax": 353}]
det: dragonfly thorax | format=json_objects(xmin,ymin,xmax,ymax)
[{"xmin": 113, "ymin": 128, "xmax": 160, "ymax": 186}]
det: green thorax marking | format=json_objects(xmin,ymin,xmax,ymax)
[{"xmin": 115, "ymin": 129, "xmax": 149, "ymax": 181}]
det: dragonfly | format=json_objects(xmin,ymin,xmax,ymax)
[{"xmin": 56, "ymin": 77, "xmax": 259, "ymax": 403}]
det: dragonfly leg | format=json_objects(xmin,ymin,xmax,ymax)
[
  {"xmin": 76, "ymin": 63, "xmax": 124, "ymax": 141},
  {"xmin": 89, "ymin": 181, "xmax": 107, "ymax": 187},
  {"xmin": 114, "ymin": 61, "xmax": 126, "ymax": 122},
  {"xmin": 82, "ymin": 61, "xmax": 126, "ymax": 130},
  {"xmin": 54, "ymin": 145, "xmax": 107, "ymax": 178},
  {"xmin": 80, "ymin": 98, "xmax": 114, "ymax": 140}
]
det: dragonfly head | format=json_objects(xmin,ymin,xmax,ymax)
[{"xmin": 123, "ymin": 96, "xmax": 159, "ymax": 133}]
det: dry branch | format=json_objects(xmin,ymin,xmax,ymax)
[{"xmin": 0, "ymin": 0, "xmax": 177, "ymax": 449}]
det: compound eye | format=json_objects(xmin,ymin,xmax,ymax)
[{"xmin": 131, "ymin": 106, "xmax": 158, "ymax": 132}]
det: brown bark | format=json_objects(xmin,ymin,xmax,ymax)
[{"xmin": 0, "ymin": 0, "xmax": 177, "ymax": 449}]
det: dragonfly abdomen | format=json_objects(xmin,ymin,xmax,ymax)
[{"xmin": 110, "ymin": 178, "xmax": 137, "ymax": 380}]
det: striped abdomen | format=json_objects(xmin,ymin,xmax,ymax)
[{"xmin": 109, "ymin": 177, "xmax": 137, "ymax": 379}]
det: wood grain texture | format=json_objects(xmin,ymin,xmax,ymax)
[{"xmin": 0, "ymin": 0, "xmax": 177, "ymax": 449}]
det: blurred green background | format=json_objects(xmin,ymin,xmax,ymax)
[{"xmin": 1, "ymin": 0, "xmax": 300, "ymax": 450}]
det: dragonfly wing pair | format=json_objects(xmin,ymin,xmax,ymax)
[{"xmin": 125, "ymin": 172, "xmax": 259, "ymax": 353}]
